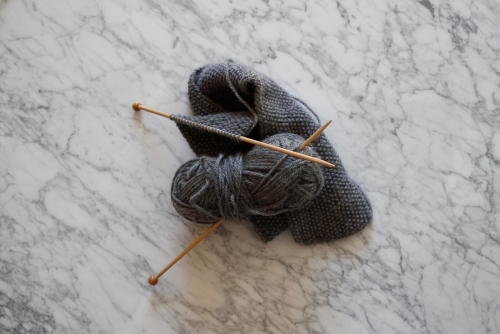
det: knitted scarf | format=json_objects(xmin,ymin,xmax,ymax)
[{"xmin": 173, "ymin": 61, "xmax": 372, "ymax": 245}]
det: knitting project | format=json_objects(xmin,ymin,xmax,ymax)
[{"xmin": 172, "ymin": 61, "xmax": 372, "ymax": 244}]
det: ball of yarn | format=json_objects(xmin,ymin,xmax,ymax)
[{"xmin": 171, "ymin": 133, "xmax": 325, "ymax": 223}]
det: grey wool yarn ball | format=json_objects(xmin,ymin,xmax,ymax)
[{"xmin": 171, "ymin": 133, "xmax": 325, "ymax": 223}]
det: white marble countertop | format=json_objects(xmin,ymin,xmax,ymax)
[{"xmin": 1, "ymin": 0, "xmax": 499, "ymax": 333}]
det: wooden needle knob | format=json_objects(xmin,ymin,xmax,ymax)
[
  {"xmin": 147, "ymin": 219, "xmax": 224, "ymax": 286},
  {"xmin": 148, "ymin": 276, "xmax": 158, "ymax": 285},
  {"xmin": 132, "ymin": 101, "xmax": 142, "ymax": 111}
]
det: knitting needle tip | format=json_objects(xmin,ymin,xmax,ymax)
[
  {"xmin": 299, "ymin": 120, "xmax": 332, "ymax": 150},
  {"xmin": 132, "ymin": 101, "xmax": 142, "ymax": 111},
  {"xmin": 148, "ymin": 276, "xmax": 158, "ymax": 286}
]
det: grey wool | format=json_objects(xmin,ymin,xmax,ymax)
[
  {"xmin": 171, "ymin": 61, "xmax": 372, "ymax": 245},
  {"xmin": 171, "ymin": 133, "xmax": 325, "ymax": 224}
]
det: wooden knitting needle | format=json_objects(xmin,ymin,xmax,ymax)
[
  {"xmin": 148, "ymin": 219, "xmax": 224, "ymax": 285},
  {"xmin": 132, "ymin": 102, "xmax": 335, "ymax": 168},
  {"xmin": 146, "ymin": 122, "xmax": 331, "ymax": 285},
  {"xmin": 299, "ymin": 120, "xmax": 332, "ymax": 150}
]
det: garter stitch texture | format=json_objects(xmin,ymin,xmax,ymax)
[{"xmin": 172, "ymin": 61, "xmax": 373, "ymax": 245}]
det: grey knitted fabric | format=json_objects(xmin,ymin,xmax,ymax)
[{"xmin": 173, "ymin": 61, "xmax": 372, "ymax": 245}]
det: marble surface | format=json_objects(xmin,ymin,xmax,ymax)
[{"xmin": 1, "ymin": 0, "xmax": 499, "ymax": 333}]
